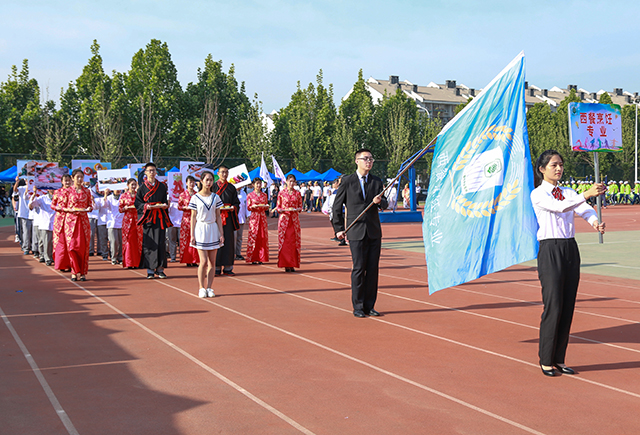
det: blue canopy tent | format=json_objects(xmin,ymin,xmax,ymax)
[
  {"xmin": 248, "ymin": 167, "xmax": 278, "ymax": 182},
  {"xmin": 284, "ymin": 168, "xmax": 305, "ymax": 180},
  {"xmin": 0, "ymin": 165, "xmax": 17, "ymax": 183},
  {"xmin": 168, "ymin": 166, "xmax": 179, "ymax": 172},
  {"xmin": 320, "ymin": 168, "xmax": 341, "ymax": 182},
  {"xmin": 301, "ymin": 169, "xmax": 322, "ymax": 182}
]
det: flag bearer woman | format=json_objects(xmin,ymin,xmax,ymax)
[{"xmin": 531, "ymin": 150, "xmax": 606, "ymax": 377}]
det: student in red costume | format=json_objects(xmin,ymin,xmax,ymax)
[
  {"xmin": 276, "ymin": 174, "xmax": 302, "ymax": 272},
  {"xmin": 245, "ymin": 178, "xmax": 269, "ymax": 264},
  {"xmin": 51, "ymin": 174, "xmax": 72, "ymax": 272},
  {"xmin": 119, "ymin": 178, "xmax": 143, "ymax": 269},
  {"xmin": 178, "ymin": 175, "xmax": 199, "ymax": 266},
  {"xmin": 63, "ymin": 169, "xmax": 94, "ymax": 281}
]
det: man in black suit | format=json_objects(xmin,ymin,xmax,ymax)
[{"xmin": 332, "ymin": 149, "xmax": 388, "ymax": 318}]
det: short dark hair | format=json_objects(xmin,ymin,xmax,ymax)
[
  {"xmin": 144, "ymin": 162, "xmax": 157, "ymax": 170},
  {"xmin": 355, "ymin": 148, "xmax": 373, "ymax": 159},
  {"xmin": 186, "ymin": 175, "xmax": 196, "ymax": 183},
  {"xmin": 252, "ymin": 177, "xmax": 263, "ymax": 184},
  {"xmin": 217, "ymin": 165, "xmax": 229, "ymax": 171},
  {"xmin": 535, "ymin": 150, "xmax": 563, "ymax": 181},
  {"xmin": 61, "ymin": 174, "xmax": 72, "ymax": 182}
]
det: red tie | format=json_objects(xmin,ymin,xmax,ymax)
[{"xmin": 552, "ymin": 186, "xmax": 564, "ymax": 201}]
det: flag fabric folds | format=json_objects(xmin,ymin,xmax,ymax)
[
  {"xmin": 271, "ymin": 155, "xmax": 286, "ymax": 182},
  {"xmin": 422, "ymin": 52, "xmax": 538, "ymax": 294},
  {"xmin": 259, "ymin": 153, "xmax": 274, "ymax": 188}
]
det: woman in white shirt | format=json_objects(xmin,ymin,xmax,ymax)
[
  {"xmin": 531, "ymin": 150, "xmax": 606, "ymax": 377},
  {"xmin": 189, "ymin": 171, "xmax": 224, "ymax": 298}
]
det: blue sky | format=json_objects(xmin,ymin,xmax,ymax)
[{"xmin": 2, "ymin": 0, "xmax": 640, "ymax": 112}]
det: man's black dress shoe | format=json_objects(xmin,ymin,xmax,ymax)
[
  {"xmin": 367, "ymin": 310, "xmax": 381, "ymax": 317},
  {"xmin": 554, "ymin": 364, "xmax": 575, "ymax": 375},
  {"xmin": 540, "ymin": 365, "xmax": 555, "ymax": 377},
  {"xmin": 353, "ymin": 310, "xmax": 366, "ymax": 318}
]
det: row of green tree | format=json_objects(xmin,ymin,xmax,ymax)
[{"xmin": 0, "ymin": 39, "xmax": 637, "ymax": 181}]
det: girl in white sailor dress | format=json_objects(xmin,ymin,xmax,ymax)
[{"xmin": 189, "ymin": 171, "xmax": 224, "ymax": 298}]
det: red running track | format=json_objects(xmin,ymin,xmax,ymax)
[{"xmin": 0, "ymin": 205, "xmax": 638, "ymax": 434}]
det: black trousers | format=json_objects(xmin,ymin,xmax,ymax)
[
  {"xmin": 537, "ymin": 238, "xmax": 580, "ymax": 366},
  {"xmin": 349, "ymin": 236, "xmax": 381, "ymax": 312}
]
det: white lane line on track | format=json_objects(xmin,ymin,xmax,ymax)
[
  {"xmin": 53, "ymin": 269, "xmax": 317, "ymax": 435},
  {"xmin": 0, "ymin": 304, "xmax": 80, "ymax": 435},
  {"xmin": 264, "ymin": 264, "xmax": 640, "ymax": 358},
  {"xmin": 229, "ymin": 269, "xmax": 640, "ymax": 400},
  {"xmin": 301, "ymin": 252, "xmax": 640, "ymax": 327},
  {"xmin": 138, "ymin": 274, "xmax": 547, "ymax": 435}
]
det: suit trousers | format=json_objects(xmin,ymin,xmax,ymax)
[
  {"xmin": 235, "ymin": 223, "xmax": 244, "ymax": 257},
  {"xmin": 537, "ymin": 238, "xmax": 580, "ymax": 366},
  {"xmin": 108, "ymin": 228, "xmax": 122, "ymax": 263},
  {"xmin": 89, "ymin": 218, "xmax": 97, "ymax": 254},
  {"xmin": 348, "ymin": 236, "xmax": 381, "ymax": 312},
  {"xmin": 166, "ymin": 226, "xmax": 179, "ymax": 261},
  {"xmin": 20, "ymin": 218, "xmax": 32, "ymax": 253},
  {"xmin": 97, "ymin": 224, "xmax": 108, "ymax": 258},
  {"xmin": 38, "ymin": 228, "xmax": 53, "ymax": 263}
]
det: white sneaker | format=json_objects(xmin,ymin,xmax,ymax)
[
  {"xmin": 207, "ymin": 288, "xmax": 215, "ymax": 298},
  {"xmin": 198, "ymin": 288, "xmax": 207, "ymax": 298}
]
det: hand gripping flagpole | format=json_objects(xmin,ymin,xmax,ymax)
[{"xmin": 343, "ymin": 135, "xmax": 438, "ymax": 235}]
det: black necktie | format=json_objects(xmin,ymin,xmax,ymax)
[{"xmin": 363, "ymin": 176, "xmax": 368, "ymax": 199}]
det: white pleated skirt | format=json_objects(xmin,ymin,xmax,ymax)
[{"xmin": 191, "ymin": 221, "xmax": 222, "ymax": 251}]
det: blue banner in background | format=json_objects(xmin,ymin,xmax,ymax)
[{"xmin": 423, "ymin": 52, "xmax": 538, "ymax": 294}]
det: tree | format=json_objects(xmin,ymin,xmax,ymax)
[
  {"xmin": 91, "ymin": 98, "xmax": 124, "ymax": 164},
  {"xmin": 35, "ymin": 100, "xmax": 76, "ymax": 162},
  {"xmin": 0, "ymin": 60, "xmax": 41, "ymax": 154},
  {"xmin": 238, "ymin": 97, "xmax": 272, "ymax": 167},
  {"xmin": 339, "ymin": 69, "xmax": 376, "ymax": 152},
  {"xmin": 272, "ymin": 71, "xmax": 337, "ymax": 172},
  {"xmin": 375, "ymin": 89, "xmax": 420, "ymax": 176},
  {"xmin": 125, "ymin": 39, "xmax": 183, "ymax": 160},
  {"xmin": 183, "ymin": 55, "xmax": 251, "ymax": 159},
  {"xmin": 599, "ymin": 92, "xmax": 613, "ymax": 104},
  {"xmin": 198, "ymin": 96, "xmax": 227, "ymax": 165}
]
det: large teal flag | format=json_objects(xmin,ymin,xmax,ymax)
[{"xmin": 423, "ymin": 52, "xmax": 538, "ymax": 294}]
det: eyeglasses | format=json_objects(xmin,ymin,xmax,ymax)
[{"xmin": 357, "ymin": 157, "xmax": 375, "ymax": 163}]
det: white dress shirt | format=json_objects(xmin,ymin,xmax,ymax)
[
  {"xmin": 29, "ymin": 194, "xmax": 55, "ymax": 231},
  {"xmin": 104, "ymin": 195, "xmax": 124, "ymax": 229},
  {"xmin": 530, "ymin": 180, "xmax": 598, "ymax": 241}
]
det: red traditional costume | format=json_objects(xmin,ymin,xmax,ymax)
[
  {"xmin": 245, "ymin": 189, "xmax": 269, "ymax": 263},
  {"xmin": 119, "ymin": 191, "xmax": 143, "ymax": 268},
  {"xmin": 178, "ymin": 190, "xmax": 199, "ymax": 264},
  {"xmin": 64, "ymin": 186, "xmax": 94, "ymax": 276},
  {"xmin": 276, "ymin": 188, "xmax": 302, "ymax": 269},
  {"xmin": 51, "ymin": 187, "xmax": 70, "ymax": 270}
]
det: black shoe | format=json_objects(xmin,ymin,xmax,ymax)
[
  {"xmin": 367, "ymin": 309, "xmax": 381, "ymax": 317},
  {"xmin": 223, "ymin": 271, "xmax": 235, "ymax": 276},
  {"xmin": 80, "ymin": 276, "xmax": 86, "ymax": 282},
  {"xmin": 39, "ymin": 257, "xmax": 46, "ymax": 263},
  {"xmin": 338, "ymin": 240, "xmax": 347, "ymax": 246},
  {"xmin": 46, "ymin": 261, "xmax": 53, "ymax": 266},
  {"xmin": 71, "ymin": 275, "xmax": 77, "ymax": 282},
  {"xmin": 157, "ymin": 272, "xmax": 167, "ymax": 279},
  {"xmin": 554, "ymin": 364, "xmax": 575, "ymax": 375},
  {"xmin": 215, "ymin": 271, "xmax": 222, "ymax": 276},
  {"xmin": 235, "ymin": 255, "xmax": 245, "ymax": 260},
  {"xmin": 540, "ymin": 365, "xmax": 555, "ymax": 377},
  {"xmin": 102, "ymin": 256, "xmax": 109, "ymax": 261},
  {"xmin": 353, "ymin": 310, "xmax": 367, "ymax": 318},
  {"xmin": 89, "ymin": 253, "xmax": 95, "ymax": 257},
  {"xmin": 147, "ymin": 273, "xmax": 155, "ymax": 279}
]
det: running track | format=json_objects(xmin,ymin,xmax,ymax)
[{"xmin": 1, "ymin": 206, "xmax": 639, "ymax": 434}]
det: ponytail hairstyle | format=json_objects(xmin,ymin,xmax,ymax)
[{"xmin": 535, "ymin": 150, "xmax": 563, "ymax": 183}]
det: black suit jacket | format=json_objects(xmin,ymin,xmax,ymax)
[{"xmin": 331, "ymin": 172, "xmax": 388, "ymax": 241}]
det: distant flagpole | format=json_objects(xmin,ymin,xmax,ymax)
[
  {"xmin": 259, "ymin": 153, "xmax": 273, "ymax": 188},
  {"xmin": 271, "ymin": 155, "xmax": 286, "ymax": 182}
]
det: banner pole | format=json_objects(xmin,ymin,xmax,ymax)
[
  {"xmin": 343, "ymin": 135, "xmax": 438, "ymax": 235},
  {"xmin": 593, "ymin": 152, "xmax": 603, "ymax": 244}
]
